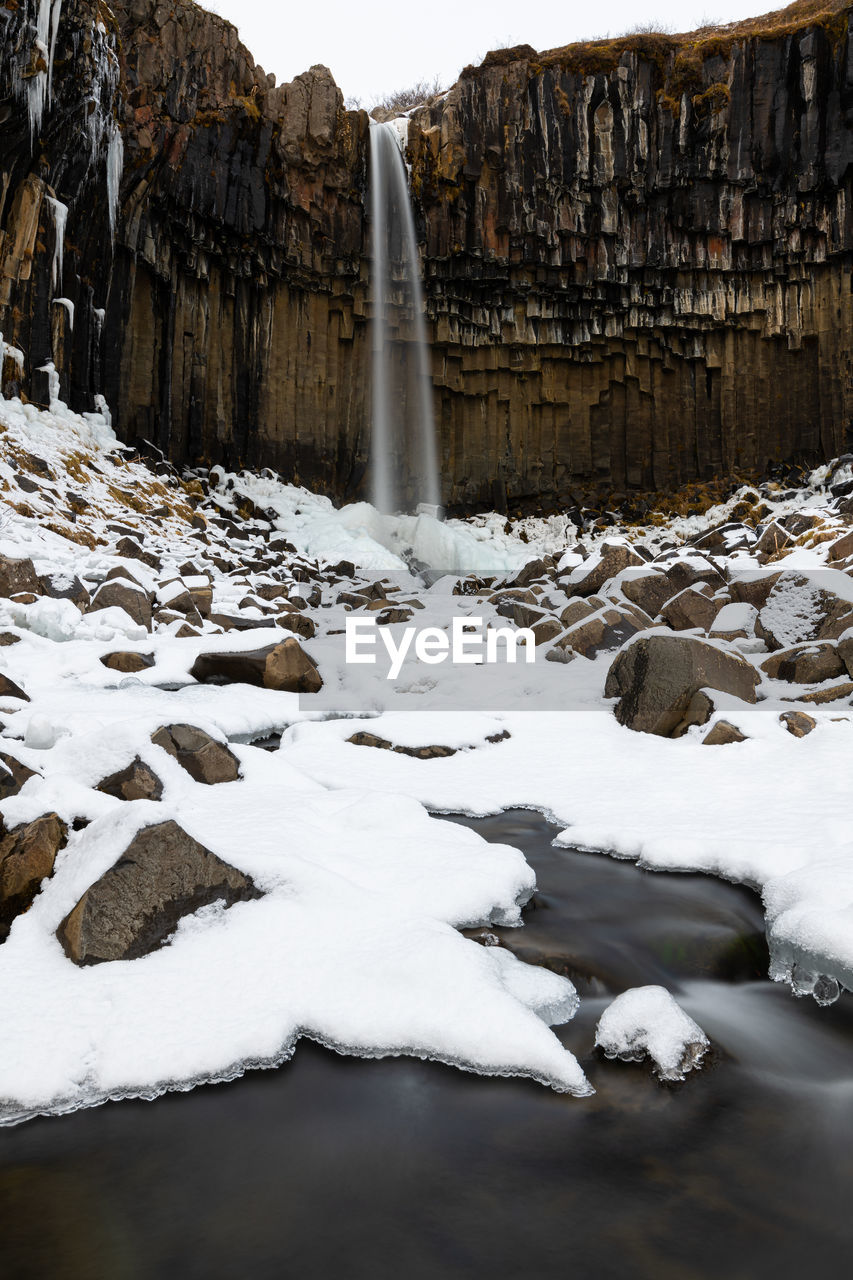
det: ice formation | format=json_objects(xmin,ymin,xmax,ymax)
[{"xmin": 595, "ymin": 987, "xmax": 710, "ymax": 1080}]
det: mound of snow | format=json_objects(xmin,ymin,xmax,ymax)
[{"xmin": 595, "ymin": 986, "xmax": 710, "ymax": 1081}]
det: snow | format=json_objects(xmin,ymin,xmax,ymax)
[
  {"xmin": 0, "ymin": 333, "xmax": 25, "ymax": 372},
  {"xmin": 1, "ymin": 383, "xmax": 853, "ymax": 1123},
  {"xmin": 711, "ymin": 601, "xmax": 757, "ymax": 635},
  {"xmin": 760, "ymin": 574, "xmax": 829, "ymax": 647},
  {"xmin": 595, "ymin": 986, "xmax": 710, "ymax": 1080},
  {"xmin": 0, "ymin": 771, "xmax": 590, "ymax": 1125},
  {"xmin": 34, "ymin": 360, "xmax": 60, "ymax": 406}
]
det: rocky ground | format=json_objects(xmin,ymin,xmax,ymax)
[{"xmin": 1, "ymin": 386, "xmax": 852, "ymax": 1120}]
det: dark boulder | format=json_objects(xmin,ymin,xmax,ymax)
[
  {"xmin": 97, "ymin": 757, "xmax": 164, "ymax": 802},
  {"xmin": 190, "ymin": 638, "xmax": 323, "ymax": 693},
  {"xmin": 57, "ymin": 820, "xmax": 261, "ymax": 964},
  {"xmin": 605, "ymin": 633, "xmax": 759, "ymax": 736},
  {"xmin": 0, "ymin": 814, "xmax": 67, "ymax": 934},
  {"xmin": 150, "ymin": 724, "xmax": 241, "ymax": 785}
]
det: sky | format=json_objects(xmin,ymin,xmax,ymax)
[{"xmin": 201, "ymin": 1, "xmax": 779, "ymax": 105}]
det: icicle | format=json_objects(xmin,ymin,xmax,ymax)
[
  {"xmin": 53, "ymin": 297, "xmax": 74, "ymax": 330},
  {"xmin": 94, "ymin": 394, "xmax": 112, "ymax": 427},
  {"xmin": 25, "ymin": 0, "xmax": 52, "ymax": 140},
  {"xmin": 45, "ymin": 196, "xmax": 67, "ymax": 291},
  {"xmin": 48, "ymin": 0, "xmax": 64, "ymax": 105},
  {"xmin": 36, "ymin": 360, "xmax": 60, "ymax": 403},
  {"xmin": 106, "ymin": 122, "xmax": 123, "ymax": 237}
]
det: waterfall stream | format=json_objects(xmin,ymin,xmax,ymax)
[{"xmin": 369, "ymin": 121, "xmax": 440, "ymax": 515}]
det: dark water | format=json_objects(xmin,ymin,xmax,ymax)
[{"xmin": 2, "ymin": 811, "xmax": 852, "ymax": 1280}]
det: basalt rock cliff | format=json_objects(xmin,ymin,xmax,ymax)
[{"xmin": 1, "ymin": 0, "xmax": 852, "ymax": 510}]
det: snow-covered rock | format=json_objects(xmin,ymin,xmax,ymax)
[{"xmin": 595, "ymin": 986, "xmax": 710, "ymax": 1081}]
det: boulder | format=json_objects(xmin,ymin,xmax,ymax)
[
  {"xmin": 793, "ymin": 681, "xmax": 853, "ymax": 705},
  {"xmin": 114, "ymin": 536, "xmax": 161, "ymax": 569},
  {"xmin": 756, "ymin": 572, "xmax": 853, "ymax": 649},
  {"xmin": 0, "ymin": 751, "xmax": 37, "ymax": 801},
  {"xmin": 87, "ymin": 579, "xmax": 153, "ymax": 631},
  {"xmin": 620, "ymin": 570, "xmax": 676, "ymax": 619},
  {"xmin": 277, "ymin": 611, "xmax": 317, "ymax": 638},
  {"xmin": 690, "ymin": 521, "xmax": 752, "ymax": 553},
  {"xmin": 374, "ymin": 607, "xmax": 414, "ymax": 627},
  {"xmin": 702, "ymin": 721, "xmax": 748, "ymax": 745},
  {"xmin": 782, "ymin": 511, "xmax": 822, "ymax": 536},
  {"xmin": 760, "ymin": 643, "xmax": 845, "ymax": 685},
  {"xmin": 0, "ymin": 633, "xmax": 21, "ymax": 646},
  {"xmin": 97, "ymin": 757, "xmax": 164, "ymax": 802},
  {"xmin": 38, "ymin": 573, "xmax": 90, "ymax": 608},
  {"xmin": 151, "ymin": 724, "xmax": 241, "ymax": 785},
  {"xmin": 57, "ymin": 821, "xmax": 261, "ymax": 964},
  {"xmin": 839, "ymin": 633, "xmax": 853, "ymax": 677},
  {"xmin": 100, "ymin": 651, "xmax": 155, "ymax": 674},
  {"xmin": 187, "ymin": 582, "xmax": 213, "ymax": 618},
  {"xmin": 659, "ymin": 585, "xmax": 721, "ymax": 633},
  {"xmin": 780, "ymin": 711, "xmax": 817, "ymax": 738},
  {"xmin": 529, "ymin": 614, "xmax": 564, "ymax": 647},
  {"xmin": 0, "ymin": 674, "xmax": 29, "ymax": 702},
  {"xmin": 670, "ymin": 689, "xmax": 715, "ymax": 738},
  {"xmin": 660, "ymin": 556, "xmax": 726, "ymax": 595},
  {"xmin": 190, "ymin": 639, "xmax": 323, "ymax": 693},
  {"xmin": 0, "ymin": 554, "xmax": 41, "ymax": 601},
  {"xmin": 562, "ymin": 541, "xmax": 645, "ymax": 597},
  {"xmin": 156, "ymin": 579, "xmax": 204, "ymax": 621},
  {"xmin": 509, "ymin": 602, "xmax": 562, "ymax": 646},
  {"xmin": 0, "ymin": 814, "xmax": 67, "ymax": 929},
  {"xmin": 559, "ymin": 597, "xmax": 598, "ymax": 628},
  {"xmin": 555, "ymin": 603, "xmax": 652, "ymax": 660},
  {"xmin": 730, "ymin": 572, "xmax": 781, "ymax": 611},
  {"xmin": 754, "ymin": 521, "xmax": 794, "ymax": 558},
  {"xmin": 827, "ymin": 530, "xmax": 853, "ymax": 563},
  {"xmin": 605, "ymin": 633, "xmax": 760, "ymax": 736},
  {"xmin": 509, "ymin": 557, "xmax": 550, "ymax": 588},
  {"xmin": 347, "ymin": 732, "xmax": 457, "ymax": 759},
  {"xmin": 708, "ymin": 601, "xmax": 757, "ymax": 641}
]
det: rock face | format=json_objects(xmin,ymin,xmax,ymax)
[
  {"xmin": 57, "ymin": 820, "xmax": 261, "ymax": 964},
  {"xmin": 605, "ymin": 632, "xmax": 760, "ymax": 735},
  {"xmin": 2, "ymin": 2, "xmax": 853, "ymax": 508}
]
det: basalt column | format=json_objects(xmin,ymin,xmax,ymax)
[
  {"xmin": 2, "ymin": 1, "xmax": 852, "ymax": 508},
  {"xmin": 408, "ymin": 9, "xmax": 853, "ymax": 508}
]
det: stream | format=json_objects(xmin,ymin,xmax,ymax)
[{"xmin": 1, "ymin": 810, "xmax": 851, "ymax": 1279}]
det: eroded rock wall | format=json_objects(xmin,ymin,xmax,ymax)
[
  {"xmin": 409, "ymin": 9, "xmax": 853, "ymax": 506},
  {"xmin": 1, "ymin": 0, "xmax": 852, "ymax": 509}
]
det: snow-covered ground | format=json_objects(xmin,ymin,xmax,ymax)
[{"xmin": 1, "ymin": 388, "xmax": 852, "ymax": 1123}]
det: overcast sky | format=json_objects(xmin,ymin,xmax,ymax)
[{"xmin": 202, "ymin": 1, "xmax": 777, "ymax": 104}]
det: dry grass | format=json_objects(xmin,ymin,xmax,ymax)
[{"xmin": 462, "ymin": 0, "xmax": 851, "ymax": 102}]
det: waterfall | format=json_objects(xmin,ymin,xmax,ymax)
[{"xmin": 369, "ymin": 121, "xmax": 440, "ymax": 515}]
